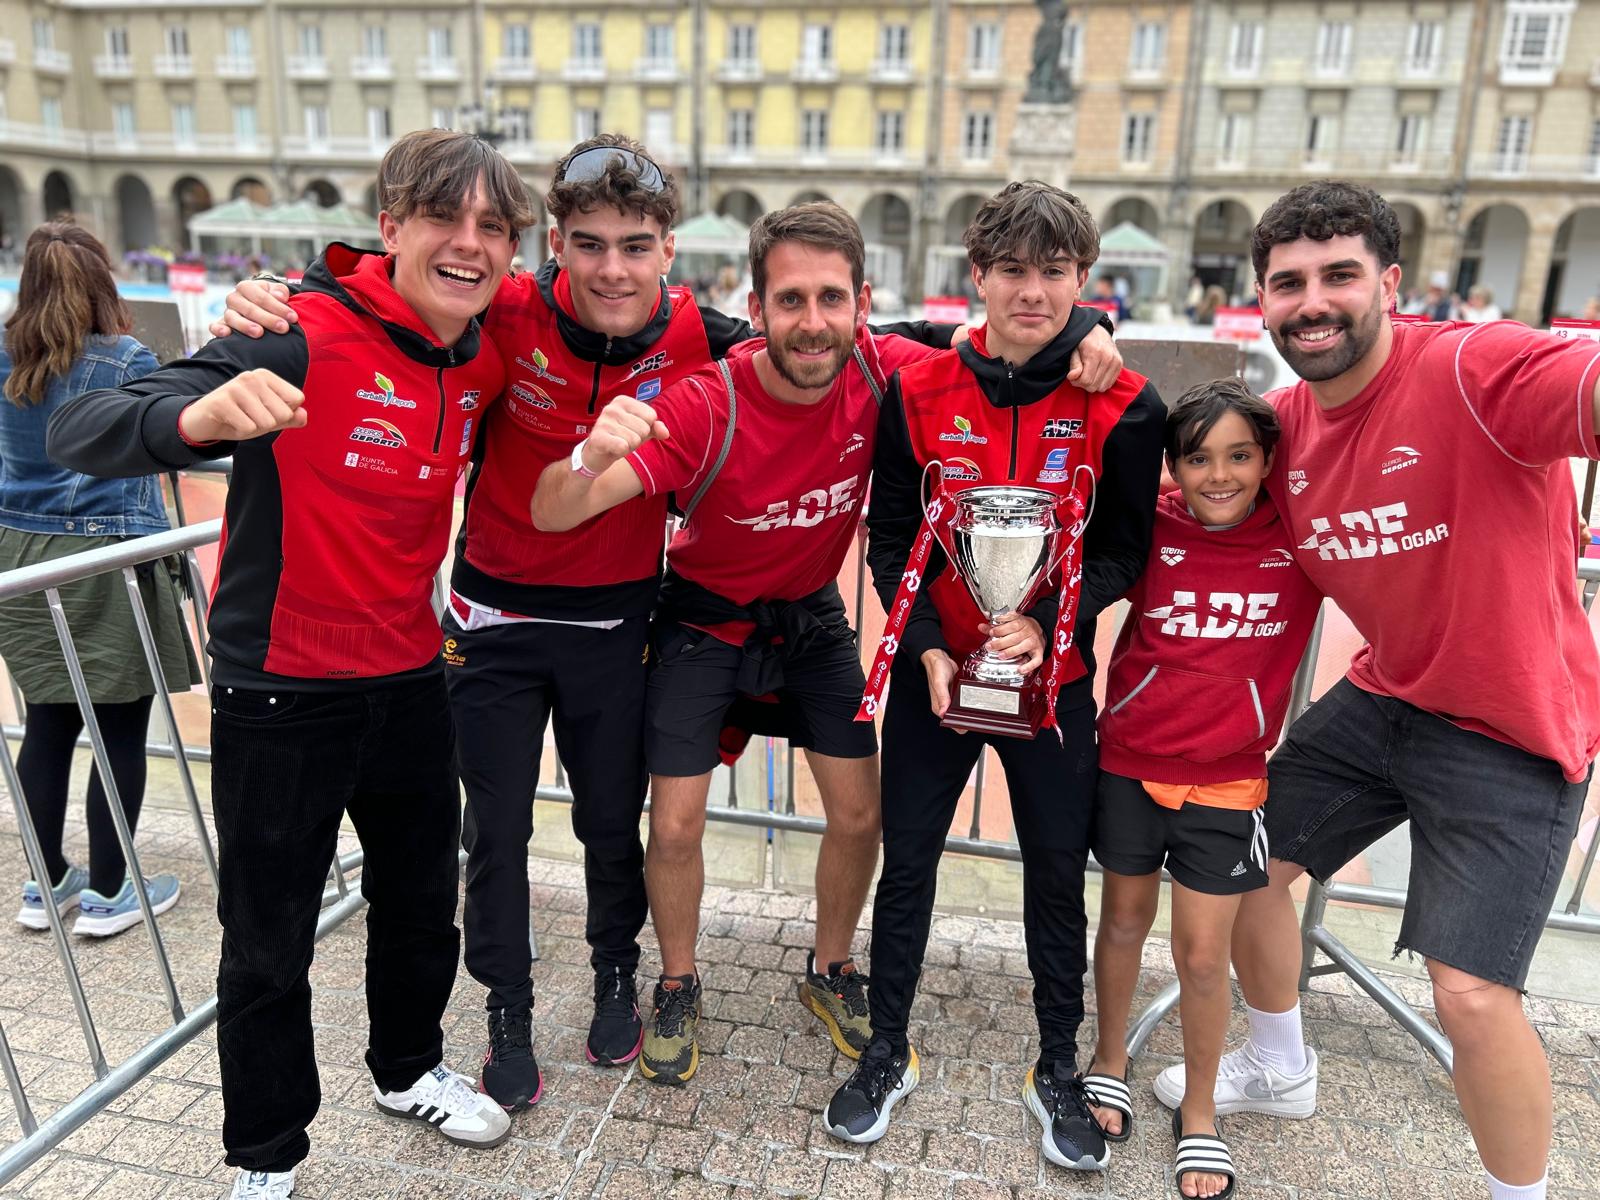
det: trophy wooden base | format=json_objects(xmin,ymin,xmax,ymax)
[{"xmin": 939, "ymin": 667, "xmax": 1046, "ymax": 739}]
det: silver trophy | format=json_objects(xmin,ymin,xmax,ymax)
[{"xmin": 944, "ymin": 486, "xmax": 1062, "ymax": 734}]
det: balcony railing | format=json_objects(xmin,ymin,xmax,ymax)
[
  {"xmin": 1126, "ymin": 59, "xmax": 1166, "ymax": 84},
  {"xmin": 791, "ymin": 59, "xmax": 838, "ymax": 83},
  {"xmin": 704, "ymin": 144, "xmax": 921, "ymax": 169},
  {"xmin": 215, "ymin": 54, "xmax": 255, "ymax": 78},
  {"xmin": 1469, "ymin": 151, "xmax": 1600, "ymax": 180},
  {"xmin": 350, "ymin": 56, "xmax": 393, "ymax": 80},
  {"xmin": 415, "ymin": 56, "xmax": 459, "ymax": 82},
  {"xmin": 0, "ymin": 119, "xmax": 89, "ymax": 153},
  {"xmin": 153, "ymin": 53, "xmax": 193, "ymax": 78},
  {"xmin": 33, "ymin": 48, "xmax": 71, "ymax": 74},
  {"xmin": 491, "ymin": 55, "xmax": 535, "ymax": 81},
  {"xmin": 285, "ymin": 55, "xmax": 328, "ymax": 80},
  {"xmin": 0, "ymin": 40, "xmax": 15, "ymax": 66},
  {"xmin": 715, "ymin": 58, "xmax": 762, "ymax": 82},
  {"xmin": 561, "ymin": 57, "xmax": 606, "ymax": 81},
  {"xmin": 281, "ymin": 134, "xmax": 393, "ymax": 159},
  {"xmin": 1498, "ymin": 56, "xmax": 1559, "ymax": 86},
  {"xmin": 868, "ymin": 58, "xmax": 914, "ymax": 83},
  {"xmin": 633, "ymin": 57, "xmax": 679, "ymax": 81},
  {"xmin": 90, "ymin": 130, "xmax": 268, "ymax": 157},
  {"xmin": 1192, "ymin": 146, "xmax": 1455, "ymax": 175},
  {"xmin": 1400, "ymin": 56, "xmax": 1442, "ymax": 80},
  {"xmin": 93, "ymin": 54, "xmax": 134, "ymax": 78}
]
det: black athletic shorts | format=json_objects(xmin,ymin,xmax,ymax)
[
  {"xmin": 1092, "ymin": 770, "xmax": 1269, "ymax": 895},
  {"xmin": 644, "ymin": 618, "xmax": 879, "ymax": 777}
]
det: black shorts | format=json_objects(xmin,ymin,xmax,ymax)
[
  {"xmin": 1268, "ymin": 679, "xmax": 1590, "ymax": 990},
  {"xmin": 1092, "ymin": 771, "xmax": 1269, "ymax": 895},
  {"xmin": 644, "ymin": 618, "xmax": 878, "ymax": 777}
]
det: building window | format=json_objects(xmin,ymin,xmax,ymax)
[
  {"xmin": 1060, "ymin": 20, "xmax": 1083, "ymax": 75},
  {"xmin": 106, "ymin": 27, "xmax": 129, "ymax": 59},
  {"xmin": 875, "ymin": 109, "xmax": 905, "ymax": 154},
  {"xmin": 298, "ymin": 25, "xmax": 322, "ymax": 59},
  {"xmin": 1588, "ymin": 118, "xmax": 1600, "ymax": 176},
  {"xmin": 1305, "ymin": 113, "xmax": 1339, "ymax": 165},
  {"xmin": 1313, "ymin": 21, "xmax": 1351, "ymax": 73},
  {"xmin": 367, "ymin": 106, "xmax": 392, "ymax": 144},
  {"xmin": 427, "ymin": 27, "xmax": 452, "ymax": 62},
  {"xmin": 645, "ymin": 23, "xmax": 673, "ymax": 65},
  {"xmin": 802, "ymin": 24, "xmax": 833, "ymax": 67},
  {"xmin": 1501, "ymin": 3, "xmax": 1571, "ymax": 71},
  {"xmin": 1219, "ymin": 112, "xmax": 1252, "ymax": 165},
  {"xmin": 1493, "ymin": 114, "xmax": 1531, "ymax": 173},
  {"xmin": 878, "ymin": 24, "xmax": 910, "ymax": 66},
  {"xmin": 962, "ymin": 110, "xmax": 994, "ymax": 160},
  {"xmin": 968, "ymin": 22, "xmax": 1001, "ymax": 72},
  {"xmin": 801, "ymin": 109, "xmax": 829, "ymax": 153},
  {"xmin": 33, "ymin": 19, "xmax": 54, "ymax": 51},
  {"xmin": 574, "ymin": 23, "xmax": 602, "ymax": 65},
  {"xmin": 502, "ymin": 106, "xmax": 530, "ymax": 142},
  {"xmin": 112, "ymin": 101, "xmax": 135, "ymax": 141},
  {"xmin": 504, "ymin": 24, "xmax": 529, "ymax": 62},
  {"xmin": 575, "ymin": 106, "xmax": 601, "ymax": 142},
  {"xmin": 727, "ymin": 108, "xmax": 753, "ymax": 152},
  {"xmin": 1129, "ymin": 22, "xmax": 1165, "ymax": 72},
  {"xmin": 233, "ymin": 104, "xmax": 257, "ymax": 146},
  {"xmin": 41, "ymin": 96, "xmax": 63, "ymax": 133},
  {"xmin": 1406, "ymin": 20, "xmax": 1442, "ymax": 73},
  {"xmin": 645, "ymin": 107, "xmax": 673, "ymax": 152},
  {"xmin": 432, "ymin": 105, "xmax": 453, "ymax": 130},
  {"xmin": 1228, "ymin": 21, "xmax": 1263, "ymax": 73},
  {"xmin": 225, "ymin": 26, "xmax": 252, "ymax": 58},
  {"xmin": 362, "ymin": 26, "xmax": 387, "ymax": 60},
  {"xmin": 304, "ymin": 104, "xmax": 330, "ymax": 144},
  {"xmin": 1123, "ymin": 112, "xmax": 1155, "ymax": 163},
  {"xmin": 165, "ymin": 25, "xmax": 190, "ymax": 59},
  {"xmin": 1394, "ymin": 113, "xmax": 1427, "ymax": 165},
  {"xmin": 172, "ymin": 103, "xmax": 196, "ymax": 146},
  {"xmin": 728, "ymin": 24, "xmax": 756, "ymax": 64}
]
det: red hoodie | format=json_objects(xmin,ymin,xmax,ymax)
[{"xmin": 1098, "ymin": 490, "xmax": 1322, "ymax": 785}]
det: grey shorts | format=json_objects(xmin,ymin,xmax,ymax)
[{"xmin": 1267, "ymin": 679, "xmax": 1590, "ymax": 990}]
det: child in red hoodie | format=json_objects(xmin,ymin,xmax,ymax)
[{"xmin": 1080, "ymin": 378, "xmax": 1321, "ymax": 1200}]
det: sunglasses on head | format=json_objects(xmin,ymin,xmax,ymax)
[{"xmin": 558, "ymin": 146, "xmax": 667, "ymax": 193}]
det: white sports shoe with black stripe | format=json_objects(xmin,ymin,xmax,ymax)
[{"xmin": 374, "ymin": 1063, "xmax": 512, "ymax": 1148}]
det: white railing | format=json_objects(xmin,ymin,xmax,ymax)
[
  {"xmin": 715, "ymin": 58, "xmax": 761, "ymax": 82},
  {"xmin": 285, "ymin": 54, "xmax": 328, "ymax": 80},
  {"xmin": 0, "ymin": 119, "xmax": 89, "ymax": 153},
  {"xmin": 33, "ymin": 47, "xmax": 71, "ymax": 73},
  {"xmin": 153, "ymin": 53, "xmax": 193, "ymax": 78},
  {"xmin": 0, "ymin": 40, "xmax": 15, "ymax": 66},
  {"xmin": 868, "ymin": 59, "xmax": 914, "ymax": 83},
  {"xmin": 93, "ymin": 54, "xmax": 134, "ymax": 78},
  {"xmin": 350, "ymin": 55, "xmax": 393, "ymax": 80},
  {"xmin": 89, "ymin": 131, "xmax": 267, "ymax": 157},
  {"xmin": 561, "ymin": 57, "xmax": 606, "ymax": 81},
  {"xmin": 491, "ymin": 55, "xmax": 535, "ymax": 81},
  {"xmin": 791, "ymin": 59, "xmax": 839, "ymax": 83},
  {"xmin": 415, "ymin": 56, "xmax": 459, "ymax": 81},
  {"xmin": 633, "ymin": 57, "xmax": 679, "ymax": 81},
  {"xmin": 214, "ymin": 54, "xmax": 254, "ymax": 77},
  {"xmin": 280, "ymin": 134, "xmax": 389, "ymax": 159},
  {"xmin": 1499, "ymin": 56, "xmax": 1559, "ymax": 85}
]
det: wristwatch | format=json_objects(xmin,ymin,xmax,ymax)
[{"xmin": 570, "ymin": 440, "xmax": 600, "ymax": 479}]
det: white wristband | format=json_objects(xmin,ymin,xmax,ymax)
[{"xmin": 570, "ymin": 439, "xmax": 600, "ymax": 479}]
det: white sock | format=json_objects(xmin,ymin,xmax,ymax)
[
  {"xmin": 1244, "ymin": 1002, "xmax": 1307, "ymax": 1075},
  {"xmin": 1486, "ymin": 1171, "xmax": 1546, "ymax": 1200}
]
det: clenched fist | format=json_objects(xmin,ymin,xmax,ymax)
[
  {"xmin": 179, "ymin": 369, "xmax": 307, "ymax": 443},
  {"xmin": 581, "ymin": 395, "xmax": 670, "ymax": 474}
]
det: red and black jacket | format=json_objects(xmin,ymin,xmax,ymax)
[
  {"xmin": 866, "ymin": 308, "xmax": 1166, "ymax": 691},
  {"xmin": 47, "ymin": 244, "xmax": 502, "ymax": 691}
]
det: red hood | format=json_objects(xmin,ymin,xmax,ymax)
[{"xmin": 323, "ymin": 245, "xmax": 452, "ymax": 348}]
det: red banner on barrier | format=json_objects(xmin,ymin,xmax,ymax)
[
  {"xmin": 1212, "ymin": 307, "xmax": 1262, "ymax": 342},
  {"xmin": 168, "ymin": 264, "xmax": 207, "ymax": 294},
  {"xmin": 1551, "ymin": 318, "xmax": 1600, "ymax": 344}
]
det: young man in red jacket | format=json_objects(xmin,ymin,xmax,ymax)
[
  {"xmin": 829, "ymin": 181, "xmax": 1165, "ymax": 1171},
  {"xmin": 1154, "ymin": 181, "xmax": 1600, "ymax": 1200},
  {"xmin": 48, "ymin": 130, "xmax": 529, "ymax": 1200},
  {"xmin": 1085, "ymin": 378, "xmax": 1321, "ymax": 1200}
]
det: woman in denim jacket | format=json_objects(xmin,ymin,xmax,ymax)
[{"xmin": 0, "ymin": 221, "xmax": 199, "ymax": 937}]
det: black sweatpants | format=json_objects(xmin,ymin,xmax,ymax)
[
  {"xmin": 868, "ymin": 660, "xmax": 1097, "ymax": 1068},
  {"xmin": 445, "ymin": 612, "xmax": 651, "ymax": 1009}
]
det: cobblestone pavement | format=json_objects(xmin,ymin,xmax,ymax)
[{"xmin": 0, "ymin": 805, "xmax": 1597, "ymax": 1200}]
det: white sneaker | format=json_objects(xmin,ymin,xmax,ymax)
[
  {"xmin": 374, "ymin": 1063, "xmax": 512, "ymax": 1148},
  {"xmin": 1152, "ymin": 1042, "xmax": 1318, "ymax": 1118},
  {"xmin": 228, "ymin": 1167, "xmax": 295, "ymax": 1198}
]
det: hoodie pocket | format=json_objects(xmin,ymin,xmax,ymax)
[{"xmin": 1100, "ymin": 665, "xmax": 1266, "ymax": 763}]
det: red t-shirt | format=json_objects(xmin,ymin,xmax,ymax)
[
  {"xmin": 629, "ymin": 328, "xmax": 939, "ymax": 642},
  {"xmin": 1269, "ymin": 319, "xmax": 1600, "ymax": 783}
]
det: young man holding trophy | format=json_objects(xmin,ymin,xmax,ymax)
[{"xmin": 826, "ymin": 181, "xmax": 1165, "ymax": 1170}]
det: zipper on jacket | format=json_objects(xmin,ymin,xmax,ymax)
[
  {"xmin": 432, "ymin": 351, "xmax": 454, "ymax": 454},
  {"xmin": 1006, "ymin": 367, "xmax": 1019, "ymax": 479},
  {"xmin": 587, "ymin": 338, "xmax": 613, "ymax": 414}
]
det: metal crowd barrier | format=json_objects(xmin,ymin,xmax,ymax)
[{"xmin": 1126, "ymin": 557, "xmax": 1600, "ymax": 1072}]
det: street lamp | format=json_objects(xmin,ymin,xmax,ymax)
[{"xmin": 458, "ymin": 81, "xmax": 509, "ymax": 147}]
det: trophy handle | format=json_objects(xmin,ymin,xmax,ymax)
[
  {"xmin": 919, "ymin": 459, "xmax": 958, "ymax": 562},
  {"xmin": 1043, "ymin": 464, "xmax": 1098, "ymax": 579}
]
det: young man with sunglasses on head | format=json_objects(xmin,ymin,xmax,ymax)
[{"xmin": 51, "ymin": 129, "xmax": 529, "ymax": 1200}]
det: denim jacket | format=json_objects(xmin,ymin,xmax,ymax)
[{"xmin": 0, "ymin": 335, "xmax": 171, "ymax": 536}]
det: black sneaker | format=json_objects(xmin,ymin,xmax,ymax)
[
  {"xmin": 822, "ymin": 1040, "xmax": 920, "ymax": 1144},
  {"xmin": 587, "ymin": 966, "xmax": 643, "ymax": 1067},
  {"xmin": 479, "ymin": 1003, "xmax": 543, "ymax": 1111},
  {"xmin": 1023, "ymin": 1060, "xmax": 1110, "ymax": 1171},
  {"xmin": 639, "ymin": 974, "xmax": 701, "ymax": 1085}
]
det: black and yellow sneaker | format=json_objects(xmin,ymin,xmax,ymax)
[
  {"xmin": 1023, "ymin": 1059, "xmax": 1110, "ymax": 1171},
  {"xmin": 823, "ymin": 1039, "xmax": 919, "ymax": 1144},
  {"xmin": 799, "ymin": 951, "xmax": 871, "ymax": 1059},
  {"xmin": 639, "ymin": 973, "xmax": 700, "ymax": 1085}
]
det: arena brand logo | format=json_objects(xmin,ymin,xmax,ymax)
[
  {"xmin": 726, "ymin": 476, "xmax": 861, "ymax": 531},
  {"xmin": 514, "ymin": 347, "xmax": 569, "ymax": 387},
  {"xmin": 356, "ymin": 371, "xmax": 417, "ymax": 410},
  {"xmin": 1287, "ymin": 469, "xmax": 1310, "ymax": 496},
  {"xmin": 1040, "ymin": 418, "xmax": 1084, "ymax": 439},
  {"xmin": 941, "ymin": 457, "xmax": 981, "ymax": 482},
  {"xmin": 626, "ymin": 352, "xmax": 669, "ymax": 380},
  {"xmin": 1259, "ymin": 548, "xmax": 1296, "ymax": 569},
  {"xmin": 1380, "ymin": 445, "xmax": 1423, "ymax": 475},
  {"xmin": 1298, "ymin": 501, "xmax": 1451, "ymax": 560},
  {"xmin": 839, "ymin": 433, "xmax": 866, "ymax": 462},
  {"xmin": 1159, "ymin": 546, "xmax": 1186, "ymax": 566},
  {"xmin": 1147, "ymin": 591, "xmax": 1288, "ymax": 639},
  {"xmin": 938, "ymin": 415, "xmax": 989, "ymax": 445},
  {"xmin": 349, "ymin": 418, "xmax": 406, "ymax": 448}
]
